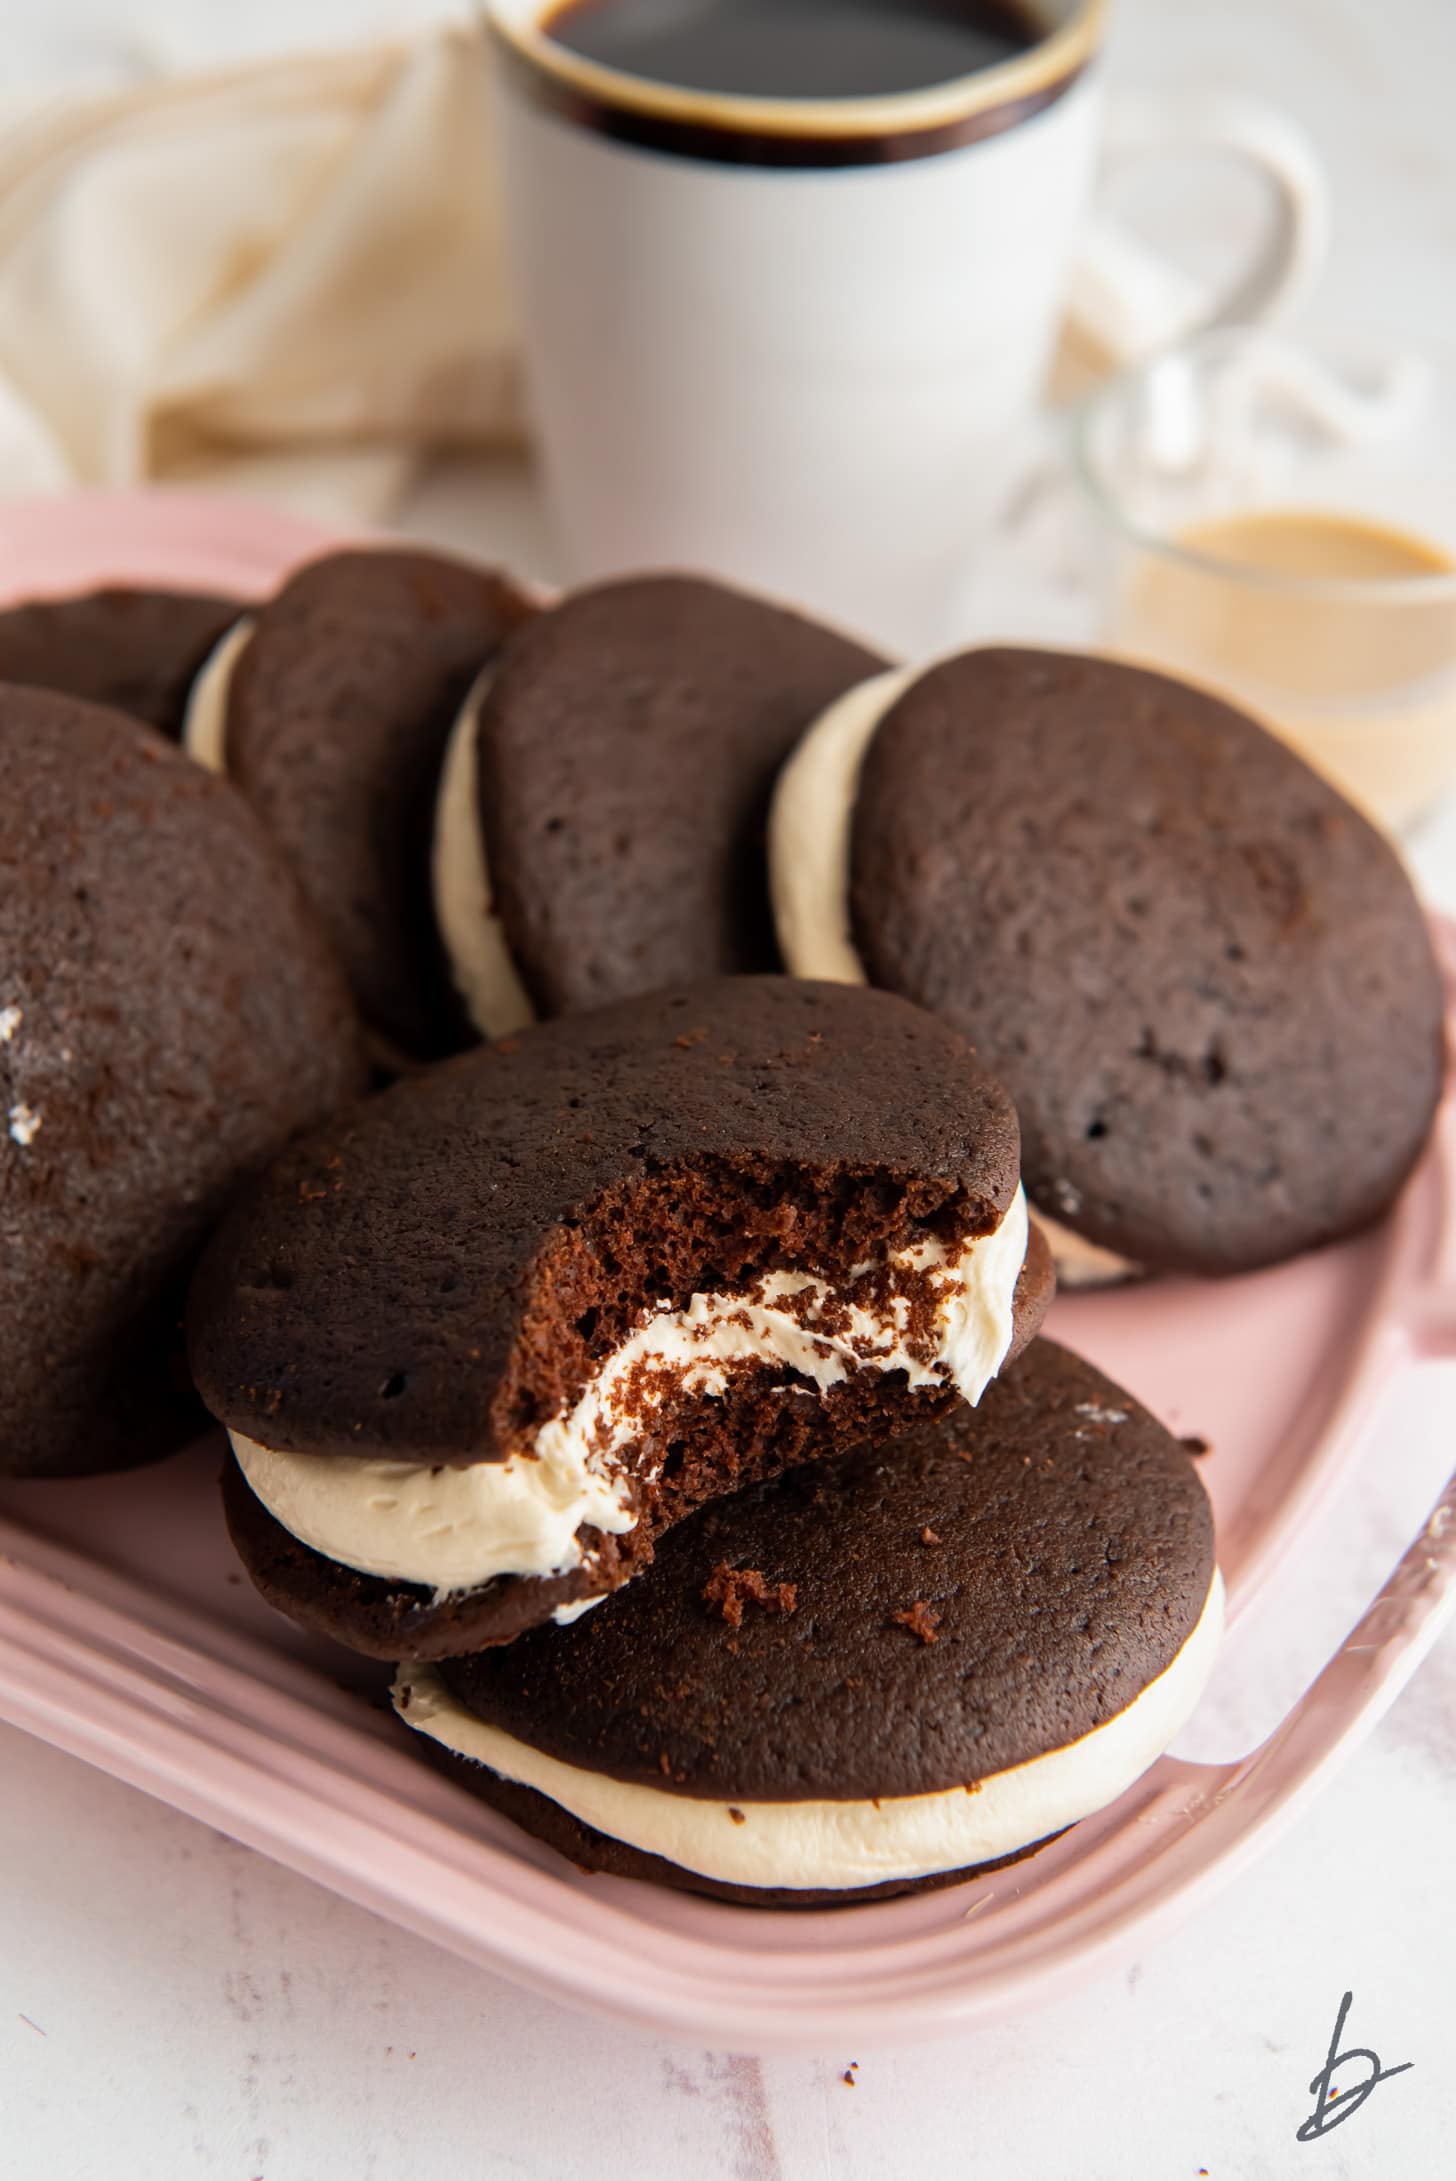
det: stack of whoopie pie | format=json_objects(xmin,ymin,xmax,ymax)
[
  {"xmin": 6, "ymin": 539, "xmax": 1443, "ymax": 1906},
  {"xmin": 187, "ymin": 975, "xmax": 1225, "ymax": 1905}
]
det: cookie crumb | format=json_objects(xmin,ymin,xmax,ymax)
[
  {"xmin": 892, "ymin": 1601, "xmax": 941, "ymax": 1645},
  {"xmin": 702, "ymin": 1563, "xmax": 798, "ymax": 1630},
  {"xmin": 1180, "ymin": 1434, "xmax": 1212, "ymax": 1457},
  {"xmin": 920, "ymin": 1526, "xmax": 942, "ymax": 1546},
  {"xmin": 727, "ymin": 1807, "xmax": 746, "ymax": 1825}
]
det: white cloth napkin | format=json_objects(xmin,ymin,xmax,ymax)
[{"xmin": 0, "ymin": 27, "xmax": 521, "ymax": 525}]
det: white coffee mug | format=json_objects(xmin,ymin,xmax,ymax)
[{"xmin": 484, "ymin": 0, "xmax": 1324, "ymax": 651}]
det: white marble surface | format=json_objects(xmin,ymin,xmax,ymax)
[{"xmin": 4, "ymin": 3, "xmax": 1456, "ymax": 2176}]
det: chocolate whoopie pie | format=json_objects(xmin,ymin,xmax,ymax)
[
  {"xmin": 0, "ymin": 688, "xmax": 366, "ymax": 1478},
  {"xmin": 189, "ymin": 978, "xmax": 1051, "ymax": 1659},
  {"xmin": 432, "ymin": 574, "xmax": 884, "ymax": 1039},
  {"xmin": 771, "ymin": 647, "xmax": 1447, "ymax": 1281},
  {"xmin": 184, "ymin": 549, "xmax": 536, "ymax": 1064},
  {"xmin": 393, "ymin": 1340, "xmax": 1222, "ymax": 1906},
  {"xmin": 0, "ymin": 585, "xmax": 241, "ymax": 738}
]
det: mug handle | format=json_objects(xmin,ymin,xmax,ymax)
[{"xmin": 1064, "ymin": 93, "xmax": 1330, "ymax": 376}]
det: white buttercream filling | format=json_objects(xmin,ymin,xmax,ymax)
[
  {"xmin": 431, "ymin": 677, "xmax": 537, "ymax": 1040},
  {"xmin": 392, "ymin": 1568, "xmax": 1224, "ymax": 1890},
  {"xmin": 233, "ymin": 1189, "xmax": 1028, "ymax": 1599},
  {"xmin": 770, "ymin": 668, "xmax": 1140, "ymax": 1288},
  {"xmin": 1030, "ymin": 1210, "xmax": 1139, "ymax": 1291},
  {"xmin": 181, "ymin": 616, "xmax": 254, "ymax": 772},
  {"xmin": 768, "ymin": 663, "xmax": 917, "ymax": 987},
  {"xmin": 232, "ymin": 1425, "xmax": 638, "ymax": 1602}
]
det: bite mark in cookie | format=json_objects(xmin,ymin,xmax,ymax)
[{"xmin": 190, "ymin": 978, "xmax": 1049, "ymax": 1654}]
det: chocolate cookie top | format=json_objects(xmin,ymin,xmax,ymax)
[
  {"xmin": 477, "ymin": 575, "xmax": 884, "ymax": 1016},
  {"xmin": 436, "ymin": 1339, "xmax": 1217, "ymax": 1800},
  {"xmin": 0, "ymin": 689, "xmax": 366, "ymax": 1477},
  {"xmin": 226, "ymin": 549, "xmax": 535, "ymax": 1060},
  {"xmin": 187, "ymin": 977, "xmax": 1020, "ymax": 1461},
  {"xmin": 850, "ymin": 648, "xmax": 1446, "ymax": 1273},
  {"xmin": 0, "ymin": 586, "xmax": 241, "ymax": 738}
]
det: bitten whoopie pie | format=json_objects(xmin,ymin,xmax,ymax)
[
  {"xmin": 0, "ymin": 688, "xmax": 366, "ymax": 1478},
  {"xmin": 0, "ymin": 585, "xmax": 241, "ymax": 738},
  {"xmin": 772, "ymin": 647, "xmax": 1447, "ymax": 1283},
  {"xmin": 393, "ymin": 1340, "xmax": 1222, "ymax": 1905},
  {"xmin": 184, "ymin": 548, "xmax": 536, "ymax": 1064},
  {"xmin": 432, "ymin": 574, "xmax": 884, "ymax": 1038},
  {"xmin": 189, "ymin": 978, "xmax": 1051, "ymax": 1659}
]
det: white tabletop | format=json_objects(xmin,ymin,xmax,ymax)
[{"xmin": 4, "ymin": 3, "xmax": 1456, "ymax": 2176}]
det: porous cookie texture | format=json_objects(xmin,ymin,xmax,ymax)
[
  {"xmin": 0, "ymin": 689, "xmax": 366, "ymax": 1477},
  {"xmin": 846, "ymin": 649, "xmax": 1446, "ymax": 1274},
  {"xmin": 225, "ymin": 549, "xmax": 535, "ymax": 1060},
  {"xmin": 396, "ymin": 1340, "xmax": 1220, "ymax": 1904},
  {"xmin": 0, "ymin": 586, "xmax": 241, "ymax": 738},
  {"xmin": 219, "ymin": 1231, "xmax": 1050, "ymax": 1660},
  {"xmin": 190, "ymin": 978, "xmax": 1049, "ymax": 1655},
  {"xmin": 475, "ymin": 575, "xmax": 884, "ymax": 1018}
]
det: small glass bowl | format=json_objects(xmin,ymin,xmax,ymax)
[{"xmin": 1074, "ymin": 327, "xmax": 1456, "ymax": 832}]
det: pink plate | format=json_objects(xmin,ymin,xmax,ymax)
[{"xmin": 1, "ymin": 490, "xmax": 1454, "ymax": 2050}]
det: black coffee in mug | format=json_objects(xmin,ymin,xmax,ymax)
[{"xmin": 542, "ymin": 0, "xmax": 1045, "ymax": 101}]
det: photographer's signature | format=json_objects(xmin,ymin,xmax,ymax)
[{"xmin": 1297, "ymin": 1990, "xmax": 1411, "ymax": 2142}]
